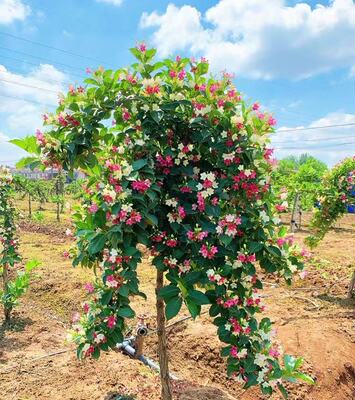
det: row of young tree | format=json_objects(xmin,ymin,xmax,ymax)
[
  {"xmin": 272, "ymin": 153, "xmax": 328, "ymax": 211},
  {"xmin": 12, "ymin": 173, "xmax": 84, "ymax": 222}
]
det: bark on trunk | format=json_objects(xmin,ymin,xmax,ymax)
[
  {"xmin": 347, "ymin": 270, "xmax": 355, "ymax": 299},
  {"xmin": 28, "ymin": 194, "xmax": 32, "ymax": 218},
  {"xmin": 156, "ymin": 269, "xmax": 172, "ymax": 400},
  {"xmin": 56, "ymin": 178, "xmax": 60, "ymax": 222},
  {"xmin": 2, "ymin": 263, "xmax": 10, "ymax": 321}
]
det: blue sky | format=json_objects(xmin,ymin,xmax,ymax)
[{"xmin": 0, "ymin": 0, "xmax": 354, "ymax": 166}]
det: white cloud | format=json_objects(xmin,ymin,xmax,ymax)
[
  {"xmin": 95, "ymin": 0, "xmax": 123, "ymax": 6},
  {"xmin": 272, "ymin": 112, "xmax": 355, "ymax": 166},
  {"xmin": 0, "ymin": 64, "xmax": 68, "ymax": 164},
  {"xmin": 140, "ymin": 0, "xmax": 355, "ymax": 79},
  {"xmin": 0, "ymin": 0, "xmax": 30, "ymax": 24}
]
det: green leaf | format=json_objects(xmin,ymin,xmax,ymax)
[
  {"xmin": 248, "ymin": 241, "xmax": 264, "ymax": 253},
  {"xmin": 220, "ymin": 345, "xmax": 232, "ymax": 357},
  {"xmin": 118, "ymin": 285, "xmax": 129, "ymax": 297},
  {"xmin": 294, "ymin": 357, "xmax": 304, "ymax": 370},
  {"xmin": 88, "ymin": 233, "xmax": 106, "ymax": 255},
  {"xmin": 117, "ymin": 306, "xmax": 135, "ymax": 318},
  {"xmin": 293, "ymin": 372, "xmax": 315, "ymax": 385},
  {"xmin": 146, "ymin": 213, "xmax": 158, "ymax": 226},
  {"xmin": 10, "ymin": 136, "xmax": 40, "ymax": 155},
  {"xmin": 132, "ymin": 158, "xmax": 148, "ymax": 171},
  {"xmin": 283, "ymin": 354, "xmax": 296, "ymax": 371},
  {"xmin": 158, "ymin": 285, "xmax": 180, "ymax": 300},
  {"xmin": 101, "ymin": 290, "xmax": 112, "ymax": 305},
  {"xmin": 24, "ymin": 259, "xmax": 40, "ymax": 272},
  {"xmin": 187, "ymin": 289, "xmax": 210, "ymax": 305},
  {"xmin": 267, "ymin": 245, "xmax": 282, "ymax": 258},
  {"xmin": 219, "ymin": 234, "xmax": 233, "ymax": 247},
  {"xmin": 185, "ymin": 298, "xmax": 201, "ymax": 319},
  {"xmin": 165, "ymin": 296, "xmax": 182, "ymax": 320},
  {"xmin": 277, "ymin": 383, "xmax": 288, "ymax": 399},
  {"xmin": 15, "ymin": 157, "xmax": 40, "ymax": 170}
]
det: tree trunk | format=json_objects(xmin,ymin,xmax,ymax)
[
  {"xmin": 290, "ymin": 192, "xmax": 300, "ymax": 232},
  {"xmin": 156, "ymin": 269, "xmax": 172, "ymax": 400},
  {"xmin": 347, "ymin": 270, "xmax": 355, "ymax": 299},
  {"xmin": 2, "ymin": 263, "xmax": 10, "ymax": 321},
  {"xmin": 28, "ymin": 194, "xmax": 32, "ymax": 218},
  {"xmin": 56, "ymin": 178, "xmax": 60, "ymax": 222}
]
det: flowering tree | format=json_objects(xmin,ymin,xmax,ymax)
[
  {"xmin": 306, "ymin": 157, "xmax": 355, "ymax": 247},
  {"xmin": 14, "ymin": 46, "xmax": 313, "ymax": 399},
  {"xmin": 0, "ymin": 166, "xmax": 38, "ymax": 321}
]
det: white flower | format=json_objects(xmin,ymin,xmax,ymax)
[
  {"xmin": 225, "ymin": 323, "xmax": 232, "ymax": 331},
  {"xmin": 165, "ymin": 198, "xmax": 178, "ymax": 207},
  {"xmin": 237, "ymin": 349, "xmax": 248, "ymax": 358},
  {"xmin": 121, "ymin": 203, "xmax": 133, "ymax": 212},
  {"xmin": 206, "ymin": 269, "xmax": 214, "ymax": 278},
  {"xmin": 254, "ymin": 353, "xmax": 268, "ymax": 368},
  {"xmin": 232, "ymin": 260, "xmax": 243, "ymax": 269},
  {"xmin": 272, "ymin": 216, "xmax": 281, "ymax": 225},
  {"xmin": 260, "ymin": 210, "xmax": 270, "ymax": 223},
  {"xmin": 94, "ymin": 333, "xmax": 106, "ymax": 344},
  {"xmin": 231, "ymin": 115, "xmax": 243, "ymax": 125}
]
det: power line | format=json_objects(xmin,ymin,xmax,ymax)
[
  {"xmin": 0, "ymin": 53, "xmax": 86, "ymax": 80},
  {"xmin": 272, "ymin": 134, "xmax": 355, "ymax": 144},
  {"xmin": 275, "ymin": 141, "xmax": 355, "ymax": 150},
  {"xmin": 0, "ymin": 31, "xmax": 109, "ymax": 66},
  {"xmin": 0, "ymin": 45, "xmax": 86, "ymax": 74},
  {"xmin": 0, "ymin": 62, "xmax": 75, "ymax": 87},
  {"xmin": 0, "ymin": 93, "xmax": 57, "ymax": 108},
  {"xmin": 275, "ymin": 123, "xmax": 355, "ymax": 133},
  {"xmin": 0, "ymin": 77, "xmax": 60, "ymax": 94}
]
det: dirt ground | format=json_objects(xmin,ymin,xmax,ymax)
[{"xmin": 0, "ymin": 211, "xmax": 354, "ymax": 400}]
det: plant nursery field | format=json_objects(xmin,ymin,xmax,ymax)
[{"xmin": 0, "ymin": 206, "xmax": 354, "ymax": 400}]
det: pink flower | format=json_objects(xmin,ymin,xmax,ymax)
[
  {"xmin": 85, "ymin": 67, "xmax": 92, "ymax": 74},
  {"xmin": 169, "ymin": 70, "xmax": 177, "ymax": 78},
  {"xmin": 178, "ymin": 70, "xmax": 186, "ymax": 80},
  {"xmin": 106, "ymin": 275, "xmax": 121, "ymax": 288},
  {"xmin": 197, "ymin": 192, "xmax": 205, "ymax": 212},
  {"xmin": 299, "ymin": 270, "xmax": 308, "ymax": 279},
  {"xmin": 36, "ymin": 129, "xmax": 46, "ymax": 146},
  {"xmin": 269, "ymin": 347, "xmax": 280, "ymax": 358},
  {"xmin": 178, "ymin": 206, "xmax": 186, "ymax": 219},
  {"xmin": 252, "ymin": 102, "xmax": 260, "ymax": 111},
  {"xmin": 88, "ymin": 204, "xmax": 99, "ymax": 213},
  {"xmin": 166, "ymin": 239, "xmax": 178, "ymax": 247},
  {"xmin": 83, "ymin": 303, "xmax": 90, "ymax": 313},
  {"xmin": 72, "ymin": 312, "xmax": 80, "ymax": 323},
  {"xmin": 230, "ymin": 346, "xmax": 239, "ymax": 358},
  {"xmin": 122, "ymin": 109, "xmax": 131, "ymax": 121},
  {"xmin": 126, "ymin": 210, "xmax": 142, "ymax": 225},
  {"xmin": 200, "ymin": 244, "xmax": 218, "ymax": 259},
  {"xmin": 84, "ymin": 282, "xmax": 95, "ymax": 293},
  {"xmin": 131, "ymin": 179, "xmax": 151, "ymax": 193},
  {"xmin": 62, "ymin": 250, "xmax": 70, "ymax": 258},
  {"xmin": 137, "ymin": 43, "xmax": 146, "ymax": 53},
  {"xmin": 238, "ymin": 254, "xmax": 247, "ymax": 263},
  {"xmin": 268, "ymin": 116, "xmax": 277, "ymax": 126},
  {"xmin": 106, "ymin": 315, "xmax": 117, "ymax": 329}
]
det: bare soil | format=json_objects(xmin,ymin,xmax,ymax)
[{"xmin": 0, "ymin": 213, "xmax": 354, "ymax": 400}]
